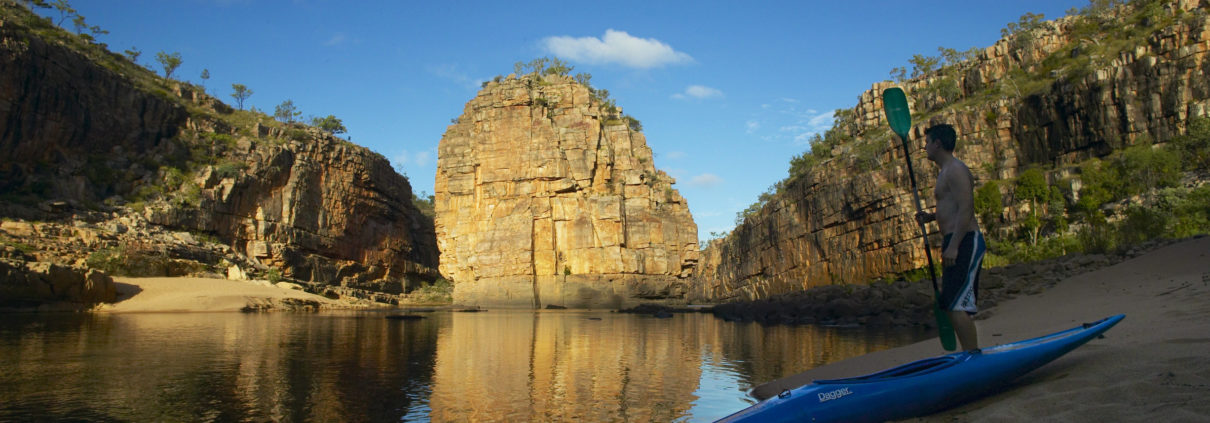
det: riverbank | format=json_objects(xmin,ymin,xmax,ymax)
[
  {"xmin": 93, "ymin": 277, "xmax": 380, "ymax": 312},
  {"xmin": 750, "ymin": 235, "xmax": 1210, "ymax": 421}
]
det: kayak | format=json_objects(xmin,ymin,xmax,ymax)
[{"xmin": 717, "ymin": 314, "xmax": 1125, "ymax": 423}]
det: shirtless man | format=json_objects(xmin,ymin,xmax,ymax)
[{"xmin": 916, "ymin": 123, "xmax": 985, "ymax": 351}]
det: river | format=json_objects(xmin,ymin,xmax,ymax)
[{"xmin": 0, "ymin": 310, "xmax": 928, "ymax": 422}]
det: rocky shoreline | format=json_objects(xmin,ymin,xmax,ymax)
[{"xmin": 708, "ymin": 237, "xmax": 1188, "ymax": 327}]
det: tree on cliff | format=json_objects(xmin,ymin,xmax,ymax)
[
  {"xmin": 230, "ymin": 84, "xmax": 253, "ymax": 110},
  {"xmin": 49, "ymin": 0, "xmax": 74, "ymax": 26},
  {"xmin": 514, "ymin": 56, "xmax": 574, "ymax": 77},
  {"xmin": 123, "ymin": 47, "xmax": 141, "ymax": 64},
  {"xmin": 155, "ymin": 51, "xmax": 182, "ymax": 79},
  {"xmin": 311, "ymin": 115, "xmax": 346, "ymax": 135},
  {"xmin": 200, "ymin": 69, "xmax": 210, "ymax": 91},
  {"xmin": 20, "ymin": 1, "xmax": 51, "ymax": 11},
  {"xmin": 274, "ymin": 100, "xmax": 301, "ymax": 124}
]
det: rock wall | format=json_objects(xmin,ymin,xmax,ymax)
[
  {"xmin": 696, "ymin": 1, "xmax": 1210, "ymax": 301},
  {"xmin": 0, "ymin": 7, "xmax": 187, "ymax": 206},
  {"xmin": 0, "ymin": 230, "xmax": 116, "ymax": 311},
  {"xmin": 146, "ymin": 127, "xmax": 440, "ymax": 293},
  {"xmin": 0, "ymin": 4, "xmax": 438, "ymax": 298},
  {"xmin": 435, "ymin": 74, "xmax": 698, "ymax": 308}
]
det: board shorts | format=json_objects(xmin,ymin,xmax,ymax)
[{"xmin": 940, "ymin": 231, "xmax": 985, "ymax": 314}]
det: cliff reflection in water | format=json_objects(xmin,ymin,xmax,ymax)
[
  {"xmin": 0, "ymin": 311, "xmax": 927, "ymax": 422},
  {"xmin": 426, "ymin": 311, "xmax": 927, "ymax": 422}
]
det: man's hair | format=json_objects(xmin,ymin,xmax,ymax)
[{"xmin": 925, "ymin": 124, "xmax": 957, "ymax": 152}]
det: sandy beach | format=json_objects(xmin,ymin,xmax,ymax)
[
  {"xmin": 755, "ymin": 235, "xmax": 1210, "ymax": 422},
  {"xmin": 94, "ymin": 277, "xmax": 359, "ymax": 312}
]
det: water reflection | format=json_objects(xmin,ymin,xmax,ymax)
[{"xmin": 0, "ymin": 311, "xmax": 927, "ymax": 422}]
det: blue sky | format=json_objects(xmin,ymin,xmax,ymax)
[{"xmin": 59, "ymin": 0, "xmax": 1086, "ymax": 240}]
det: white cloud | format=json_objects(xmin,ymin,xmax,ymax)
[
  {"xmin": 808, "ymin": 112, "xmax": 834, "ymax": 129},
  {"xmin": 664, "ymin": 151, "xmax": 686, "ymax": 160},
  {"xmin": 542, "ymin": 29, "xmax": 693, "ymax": 69},
  {"xmin": 688, "ymin": 173, "xmax": 723, "ymax": 188},
  {"xmin": 392, "ymin": 149, "xmax": 435, "ymax": 174},
  {"xmin": 323, "ymin": 33, "xmax": 347, "ymax": 46},
  {"xmin": 672, "ymin": 85, "xmax": 723, "ymax": 100},
  {"xmin": 746, "ymin": 120, "xmax": 761, "ymax": 134}
]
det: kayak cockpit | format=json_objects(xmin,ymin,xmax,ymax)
[{"xmin": 814, "ymin": 355, "xmax": 964, "ymax": 384}]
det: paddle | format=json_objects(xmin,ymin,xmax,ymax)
[{"xmin": 882, "ymin": 87, "xmax": 957, "ymax": 352}]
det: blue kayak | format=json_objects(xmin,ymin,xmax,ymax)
[{"xmin": 717, "ymin": 314, "xmax": 1124, "ymax": 423}]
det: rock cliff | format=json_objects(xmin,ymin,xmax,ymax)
[
  {"xmin": 0, "ymin": 3, "xmax": 437, "ymax": 303},
  {"xmin": 435, "ymin": 74, "xmax": 699, "ymax": 308},
  {"xmin": 695, "ymin": 0, "xmax": 1210, "ymax": 301}
]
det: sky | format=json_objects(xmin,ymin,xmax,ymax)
[{"xmin": 55, "ymin": 0, "xmax": 1088, "ymax": 241}]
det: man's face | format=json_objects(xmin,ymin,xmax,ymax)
[{"xmin": 924, "ymin": 135, "xmax": 940, "ymax": 161}]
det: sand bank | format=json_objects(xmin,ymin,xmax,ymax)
[{"xmin": 752, "ymin": 236, "xmax": 1210, "ymax": 421}]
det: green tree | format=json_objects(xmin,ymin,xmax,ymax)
[
  {"xmin": 50, "ymin": 0, "xmax": 75, "ymax": 26},
  {"xmin": 974, "ymin": 180, "xmax": 1002, "ymax": 227},
  {"xmin": 230, "ymin": 83, "xmax": 252, "ymax": 110},
  {"xmin": 311, "ymin": 115, "xmax": 347, "ymax": 135},
  {"xmin": 545, "ymin": 57, "xmax": 573, "ymax": 76},
  {"xmin": 21, "ymin": 0, "xmax": 52, "ymax": 10},
  {"xmin": 938, "ymin": 47, "xmax": 962, "ymax": 67},
  {"xmin": 274, "ymin": 100, "xmax": 301, "ymax": 124},
  {"xmin": 625, "ymin": 116, "xmax": 642, "ymax": 132},
  {"xmin": 199, "ymin": 69, "xmax": 210, "ymax": 90},
  {"xmin": 155, "ymin": 51, "xmax": 182, "ymax": 79},
  {"xmin": 889, "ymin": 66, "xmax": 906, "ymax": 82},
  {"xmin": 909, "ymin": 54, "xmax": 940, "ymax": 78},
  {"xmin": 1170, "ymin": 116, "xmax": 1210, "ymax": 170},
  {"xmin": 1117, "ymin": 143, "xmax": 1181, "ymax": 196},
  {"xmin": 574, "ymin": 72, "xmax": 592, "ymax": 87},
  {"xmin": 123, "ymin": 46, "xmax": 141, "ymax": 64},
  {"xmin": 1015, "ymin": 167, "xmax": 1049, "ymax": 245},
  {"xmin": 1075, "ymin": 158, "xmax": 1114, "ymax": 218},
  {"xmin": 1001, "ymin": 12, "xmax": 1046, "ymax": 48}
]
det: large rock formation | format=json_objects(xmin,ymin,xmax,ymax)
[
  {"xmin": 0, "ymin": 3, "xmax": 437, "ymax": 300},
  {"xmin": 0, "ymin": 242, "xmax": 117, "ymax": 311},
  {"xmin": 144, "ymin": 123, "xmax": 441, "ymax": 295},
  {"xmin": 695, "ymin": 1, "xmax": 1210, "ymax": 302},
  {"xmin": 435, "ymin": 74, "xmax": 698, "ymax": 308}
]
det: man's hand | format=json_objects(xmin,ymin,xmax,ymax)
[
  {"xmin": 942, "ymin": 248, "xmax": 957, "ymax": 268},
  {"xmin": 915, "ymin": 211, "xmax": 935, "ymax": 225}
]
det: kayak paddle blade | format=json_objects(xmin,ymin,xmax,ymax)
[
  {"xmin": 935, "ymin": 299, "xmax": 957, "ymax": 351},
  {"xmin": 882, "ymin": 87, "xmax": 912, "ymax": 140}
]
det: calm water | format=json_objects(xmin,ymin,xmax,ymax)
[{"xmin": 0, "ymin": 310, "xmax": 928, "ymax": 422}]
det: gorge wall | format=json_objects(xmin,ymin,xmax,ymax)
[
  {"xmin": 0, "ymin": 3, "xmax": 437, "ymax": 300},
  {"xmin": 435, "ymin": 74, "xmax": 698, "ymax": 308},
  {"xmin": 695, "ymin": 0, "xmax": 1210, "ymax": 302}
]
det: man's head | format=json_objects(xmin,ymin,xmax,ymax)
[{"xmin": 924, "ymin": 124, "xmax": 957, "ymax": 152}]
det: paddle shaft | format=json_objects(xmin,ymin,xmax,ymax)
[{"xmin": 897, "ymin": 134, "xmax": 940, "ymax": 295}]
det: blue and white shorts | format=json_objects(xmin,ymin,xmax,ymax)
[{"xmin": 940, "ymin": 231, "xmax": 985, "ymax": 314}]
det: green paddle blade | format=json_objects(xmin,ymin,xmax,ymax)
[
  {"xmin": 935, "ymin": 299, "xmax": 958, "ymax": 351},
  {"xmin": 882, "ymin": 87, "xmax": 912, "ymax": 140}
]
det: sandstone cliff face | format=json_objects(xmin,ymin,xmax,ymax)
[
  {"xmin": 696, "ymin": 1, "xmax": 1210, "ymax": 301},
  {"xmin": 0, "ymin": 5, "xmax": 437, "ymax": 300},
  {"xmin": 435, "ymin": 74, "xmax": 698, "ymax": 308},
  {"xmin": 0, "ymin": 10, "xmax": 187, "ymax": 206},
  {"xmin": 146, "ymin": 124, "xmax": 440, "ymax": 294}
]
